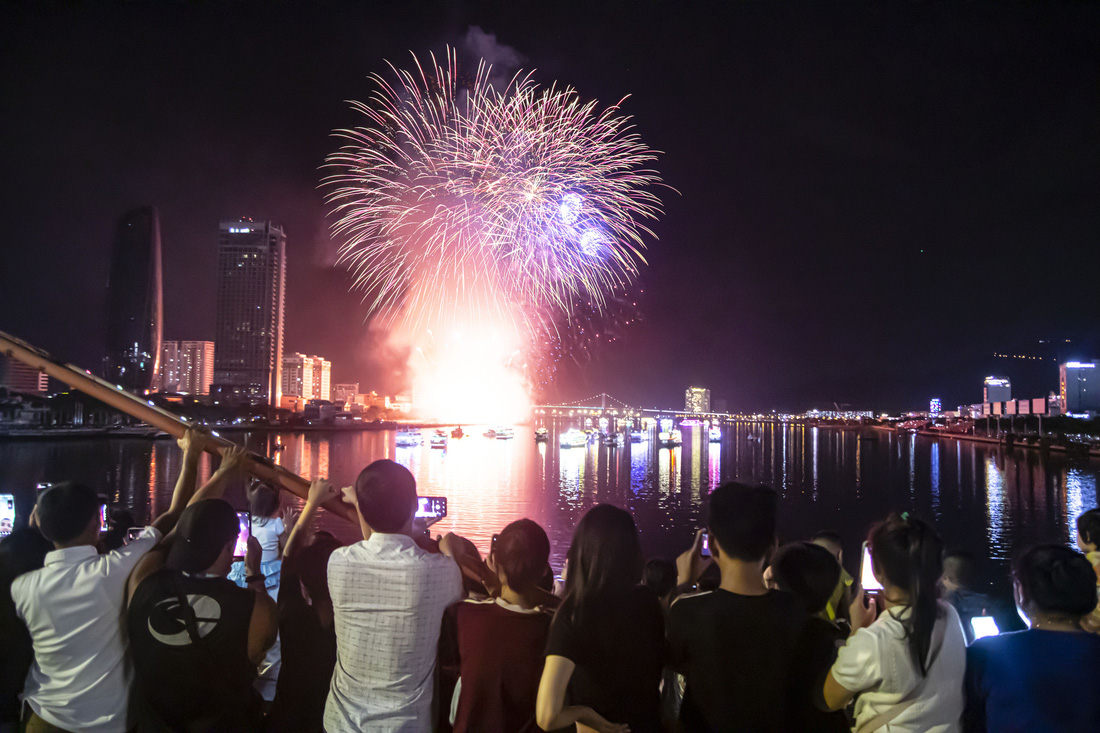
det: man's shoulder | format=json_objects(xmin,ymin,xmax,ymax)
[{"xmin": 9, "ymin": 565, "xmax": 44, "ymax": 602}]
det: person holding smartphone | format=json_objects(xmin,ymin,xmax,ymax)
[{"xmin": 964, "ymin": 544, "xmax": 1100, "ymax": 732}]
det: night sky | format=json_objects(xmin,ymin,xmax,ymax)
[{"xmin": 1, "ymin": 1, "xmax": 1097, "ymax": 413}]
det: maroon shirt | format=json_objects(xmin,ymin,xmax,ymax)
[{"xmin": 440, "ymin": 597, "xmax": 554, "ymax": 733}]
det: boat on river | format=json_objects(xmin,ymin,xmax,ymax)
[
  {"xmin": 560, "ymin": 429, "xmax": 587, "ymax": 448},
  {"xmin": 495, "ymin": 427, "xmax": 515, "ymax": 440},
  {"xmin": 430, "ymin": 431, "xmax": 448, "ymax": 449},
  {"xmin": 659, "ymin": 429, "xmax": 682, "ymax": 447},
  {"xmin": 535, "ymin": 427, "xmax": 549, "ymax": 442},
  {"xmin": 396, "ymin": 429, "xmax": 421, "ymax": 447}
]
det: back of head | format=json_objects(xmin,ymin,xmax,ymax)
[
  {"xmin": 354, "ymin": 459, "xmax": 417, "ymax": 533},
  {"xmin": 771, "ymin": 542, "xmax": 841, "ymax": 614},
  {"xmin": 868, "ymin": 513, "xmax": 943, "ymax": 676},
  {"xmin": 248, "ymin": 482, "xmax": 280, "ymax": 519},
  {"xmin": 942, "ymin": 550, "xmax": 978, "ymax": 590},
  {"xmin": 36, "ymin": 482, "xmax": 99, "ymax": 544},
  {"xmin": 707, "ymin": 482, "xmax": 778, "ymax": 561},
  {"xmin": 1012, "ymin": 544, "xmax": 1096, "ymax": 618},
  {"xmin": 165, "ymin": 499, "xmax": 240, "ymax": 572},
  {"xmin": 1077, "ymin": 508, "xmax": 1100, "ymax": 547},
  {"xmin": 643, "ymin": 557, "xmax": 677, "ymax": 599},
  {"xmin": 297, "ymin": 534, "xmax": 342, "ymax": 604},
  {"xmin": 495, "ymin": 518, "xmax": 551, "ymax": 593},
  {"xmin": 565, "ymin": 504, "xmax": 642, "ymax": 617},
  {"xmin": 811, "ymin": 531, "xmax": 843, "ymax": 559}
]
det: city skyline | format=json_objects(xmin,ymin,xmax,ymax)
[{"xmin": 1, "ymin": 2, "xmax": 1097, "ymax": 413}]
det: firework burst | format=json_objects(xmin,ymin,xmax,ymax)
[{"xmin": 324, "ymin": 49, "xmax": 664, "ymax": 338}]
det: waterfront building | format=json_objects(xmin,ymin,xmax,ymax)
[
  {"xmin": 157, "ymin": 341, "xmax": 215, "ymax": 395},
  {"xmin": 281, "ymin": 353, "xmax": 314, "ymax": 399},
  {"xmin": 1060, "ymin": 361, "xmax": 1098, "ymax": 414},
  {"xmin": 983, "ymin": 376, "xmax": 1011, "ymax": 403},
  {"xmin": 0, "ymin": 354, "xmax": 48, "ymax": 394},
  {"xmin": 930, "ymin": 398, "xmax": 942, "ymax": 417},
  {"xmin": 212, "ymin": 220, "xmax": 286, "ymax": 406},
  {"xmin": 685, "ymin": 386, "xmax": 711, "ymax": 413},
  {"xmin": 104, "ymin": 206, "xmax": 163, "ymax": 392},
  {"xmin": 310, "ymin": 356, "xmax": 331, "ymax": 402},
  {"xmin": 333, "ymin": 383, "xmax": 359, "ymax": 405}
]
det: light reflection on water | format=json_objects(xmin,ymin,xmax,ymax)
[{"xmin": 1, "ymin": 422, "xmax": 1098, "ymax": 590}]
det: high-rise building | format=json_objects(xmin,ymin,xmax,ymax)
[
  {"xmin": 929, "ymin": 398, "xmax": 942, "ymax": 416},
  {"xmin": 157, "ymin": 341, "xmax": 215, "ymax": 395},
  {"xmin": 212, "ymin": 220, "xmax": 286, "ymax": 406},
  {"xmin": 104, "ymin": 206, "xmax": 163, "ymax": 392},
  {"xmin": 983, "ymin": 376, "xmax": 1011, "ymax": 403},
  {"xmin": 685, "ymin": 386, "xmax": 711, "ymax": 413},
  {"xmin": 281, "ymin": 353, "xmax": 314, "ymax": 399},
  {"xmin": 1060, "ymin": 361, "xmax": 1098, "ymax": 414},
  {"xmin": 281, "ymin": 353, "xmax": 331, "ymax": 401},
  {"xmin": 0, "ymin": 354, "xmax": 48, "ymax": 394},
  {"xmin": 332, "ymin": 383, "xmax": 359, "ymax": 405}
]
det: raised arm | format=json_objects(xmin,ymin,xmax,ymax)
[
  {"xmin": 149, "ymin": 428, "xmax": 206, "ymax": 535},
  {"xmin": 283, "ymin": 478, "xmax": 338, "ymax": 560},
  {"xmin": 188, "ymin": 445, "xmax": 249, "ymax": 505}
]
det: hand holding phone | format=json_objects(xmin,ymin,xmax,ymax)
[
  {"xmin": 860, "ymin": 542, "xmax": 883, "ymax": 593},
  {"xmin": 971, "ymin": 616, "xmax": 1000, "ymax": 640},
  {"xmin": 233, "ymin": 512, "xmax": 252, "ymax": 558},
  {"xmin": 700, "ymin": 531, "xmax": 711, "ymax": 558},
  {"xmin": 414, "ymin": 497, "xmax": 448, "ymax": 528},
  {"xmin": 0, "ymin": 494, "xmax": 15, "ymax": 537}
]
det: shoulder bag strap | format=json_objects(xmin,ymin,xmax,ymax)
[{"xmin": 854, "ymin": 617, "xmax": 948, "ymax": 733}]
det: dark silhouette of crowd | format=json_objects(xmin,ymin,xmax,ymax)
[{"xmin": 2, "ymin": 430, "xmax": 1100, "ymax": 732}]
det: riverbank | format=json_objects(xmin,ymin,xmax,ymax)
[{"xmin": 872, "ymin": 423, "xmax": 1100, "ymax": 458}]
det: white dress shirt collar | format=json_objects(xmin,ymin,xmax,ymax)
[{"xmin": 44, "ymin": 545, "xmax": 99, "ymax": 566}]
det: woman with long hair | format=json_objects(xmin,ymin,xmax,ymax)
[
  {"xmin": 823, "ymin": 512, "xmax": 966, "ymax": 732},
  {"xmin": 536, "ymin": 504, "xmax": 665, "ymax": 733},
  {"xmin": 964, "ymin": 544, "xmax": 1100, "ymax": 731}
]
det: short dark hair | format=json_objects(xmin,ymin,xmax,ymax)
[
  {"xmin": 1077, "ymin": 509, "xmax": 1100, "ymax": 546},
  {"xmin": 36, "ymin": 482, "xmax": 100, "ymax": 544},
  {"xmin": 770, "ymin": 542, "xmax": 840, "ymax": 614},
  {"xmin": 296, "ymin": 532, "xmax": 342, "ymax": 604},
  {"xmin": 354, "ymin": 460, "xmax": 417, "ymax": 533},
  {"xmin": 248, "ymin": 482, "xmax": 280, "ymax": 518},
  {"xmin": 1013, "ymin": 544, "xmax": 1097, "ymax": 617},
  {"xmin": 707, "ymin": 482, "xmax": 778, "ymax": 561},
  {"xmin": 643, "ymin": 557, "xmax": 677, "ymax": 599},
  {"xmin": 943, "ymin": 550, "xmax": 978, "ymax": 588},
  {"xmin": 811, "ymin": 531, "xmax": 843, "ymax": 555},
  {"xmin": 495, "ymin": 519, "xmax": 551, "ymax": 593}
]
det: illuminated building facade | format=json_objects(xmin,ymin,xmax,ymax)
[
  {"xmin": 684, "ymin": 386, "xmax": 711, "ymax": 413},
  {"xmin": 0, "ymin": 354, "xmax": 48, "ymax": 394},
  {"xmin": 929, "ymin": 398, "xmax": 942, "ymax": 416},
  {"xmin": 212, "ymin": 220, "xmax": 286, "ymax": 406},
  {"xmin": 157, "ymin": 341, "xmax": 215, "ymax": 394},
  {"xmin": 333, "ymin": 383, "xmax": 359, "ymax": 405},
  {"xmin": 983, "ymin": 376, "xmax": 1011, "ymax": 404},
  {"xmin": 104, "ymin": 206, "xmax": 163, "ymax": 392},
  {"xmin": 1060, "ymin": 361, "xmax": 1098, "ymax": 414},
  {"xmin": 281, "ymin": 353, "xmax": 331, "ymax": 401}
]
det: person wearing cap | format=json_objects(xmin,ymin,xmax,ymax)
[
  {"xmin": 126, "ymin": 446, "xmax": 276, "ymax": 732},
  {"xmin": 11, "ymin": 429, "xmax": 210, "ymax": 733},
  {"xmin": 323, "ymin": 459, "xmax": 468, "ymax": 733}
]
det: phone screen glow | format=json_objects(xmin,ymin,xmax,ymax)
[
  {"xmin": 861, "ymin": 544, "xmax": 883, "ymax": 592},
  {"xmin": 971, "ymin": 616, "xmax": 1000, "ymax": 640},
  {"xmin": 0, "ymin": 495, "xmax": 15, "ymax": 537},
  {"xmin": 233, "ymin": 513, "xmax": 250, "ymax": 557}
]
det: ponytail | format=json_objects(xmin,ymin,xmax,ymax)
[{"xmin": 868, "ymin": 513, "xmax": 944, "ymax": 677}]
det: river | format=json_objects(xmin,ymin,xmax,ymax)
[{"xmin": 2, "ymin": 421, "xmax": 1096, "ymax": 594}]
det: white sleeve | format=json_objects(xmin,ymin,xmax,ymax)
[
  {"xmin": 105, "ymin": 526, "xmax": 162, "ymax": 578},
  {"xmin": 831, "ymin": 625, "xmax": 883, "ymax": 693}
]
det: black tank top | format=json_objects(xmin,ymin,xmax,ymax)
[{"xmin": 128, "ymin": 568, "xmax": 261, "ymax": 732}]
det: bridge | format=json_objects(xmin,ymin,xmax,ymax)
[{"xmin": 534, "ymin": 392, "xmax": 741, "ymax": 426}]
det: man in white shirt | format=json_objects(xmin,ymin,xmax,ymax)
[
  {"xmin": 323, "ymin": 459, "xmax": 467, "ymax": 733},
  {"xmin": 11, "ymin": 430, "xmax": 218, "ymax": 733}
]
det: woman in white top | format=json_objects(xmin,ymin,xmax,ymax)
[{"xmin": 823, "ymin": 512, "xmax": 966, "ymax": 733}]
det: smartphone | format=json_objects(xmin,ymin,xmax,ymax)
[
  {"xmin": 700, "ymin": 531, "xmax": 711, "ymax": 558},
  {"xmin": 415, "ymin": 496, "xmax": 447, "ymax": 527},
  {"xmin": 491, "ymin": 532, "xmax": 500, "ymax": 558},
  {"xmin": 971, "ymin": 616, "xmax": 1000, "ymax": 640},
  {"xmin": 99, "ymin": 503, "xmax": 109, "ymax": 532},
  {"xmin": 0, "ymin": 494, "xmax": 14, "ymax": 537},
  {"xmin": 233, "ymin": 512, "xmax": 251, "ymax": 558},
  {"xmin": 125, "ymin": 527, "xmax": 145, "ymax": 544},
  {"xmin": 860, "ymin": 541, "xmax": 883, "ymax": 593}
]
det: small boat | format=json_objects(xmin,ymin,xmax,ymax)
[
  {"xmin": 709, "ymin": 427, "xmax": 721, "ymax": 443},
  {"xmin": 560, "ymin": 428, "xmax": 587, "ymax": 448},
  {"xmin": 534, "ymin": 427, "xmax": 549, "ymax": 442},
  {"xmin": 430, "ymin": 431, "xmax": 448, "ymax": 449},
  {"xmin": 659, "ymin": 429, "xmax": 682, "ymax": 447},
  {"xmin": 451, "ymin": 427, "xmax": 464, "ymax": 439},
  {"xmin": 495, "ymin": 427, "xmax": 515, "ymax": 440},
  {"xmin": 601, "ymin": 432, "xmax": 624, "ymax": 447},
  {"xmin": 483, "ymin": 428, "xmax": 497, "ymax": 438},
  {"xmin": 630, "ymin": 430, "xmax": 646, "ymax": 443},
  {"xmin": 396, "ymin": 429, "xmax": 421, "ymax": 447}
]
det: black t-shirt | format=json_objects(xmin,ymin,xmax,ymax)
[
  {"xmin": 545, "ymin": 584, "xmax": 665, "ymax": 733},
  {"xmin": 668, "ymin": 588, "xmax": 807, "ymax": 732},
  {"xmin": 128, "ymin": 568, "xmax": 262, "ymax": 732},
  {"xmin": 267, "ymin": 557, "xmax": 337, "ymax": 733},
  {"xmin": 788, "ymin": 616, "xmax": 849, "ymax": 733}
]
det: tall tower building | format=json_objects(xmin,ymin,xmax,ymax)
[
  {"xmin": 212, "ymin": 220, "xmax": 286, "ymax": 406},
  {"xmin": 104, "ymin": 206, "xmax": 163, "ymax": 392},
  {"xmin": 1060, "ymin": 361, "xmax": 1098, "ymax": 414},
  {"xmin": 685, "ymin": 386, "xmax": 711, "ymax": 413},
  {"xmin": 310, "ymin": 355, "xmax": 331, "ymax": 401},
  {"xmin": 281, "ymin": 352, "xmax": 314, "ymax": 399},
  {"xmin": 158, "ymin": 340, "xmax": 215, "ymax": 394}
]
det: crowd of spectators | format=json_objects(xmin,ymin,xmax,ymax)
[{"xmin": 2, "ymin": 430, "xmax": 1100, "ymax": 732}]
